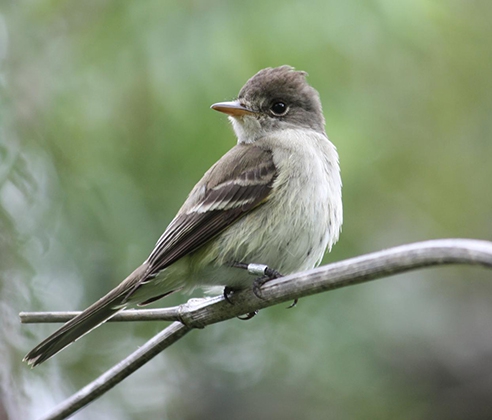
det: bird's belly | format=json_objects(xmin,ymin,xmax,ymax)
[{"xmin": 190, "ymin": 186, "xmax": 332, "ymax": 289}]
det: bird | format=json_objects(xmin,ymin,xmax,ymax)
[{"xmin": 24, "ymin": 65, "xmax": 342, "ymax": 367}]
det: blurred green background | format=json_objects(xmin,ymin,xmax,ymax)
[{"xmin": 2, "ymin": 1, "xmax": 492, "ymax": 419}]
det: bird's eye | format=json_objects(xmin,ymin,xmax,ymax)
[{"xmin": 270, "ymin": 102, "xmax": 289, "ymax": 116}]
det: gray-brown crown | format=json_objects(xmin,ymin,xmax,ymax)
[{"xmin": 237, "ymin": 66, "xmax": 325, "ymax": 134}]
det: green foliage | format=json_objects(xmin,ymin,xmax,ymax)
[{"xmin": 2, "ymin": 1, "xmax": 492, "ymax": 419}]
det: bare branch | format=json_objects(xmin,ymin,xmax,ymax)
[
  {"xmin": 27, "ymin": 239, "xmax": 492, "ymax": 420},
  {"xmin": 39, "ymin": 322, "xmax": 191, "ymax": 420},
  {"xmin": 20, "ymin": 307, "xmax": 182, "ymax": 323}
]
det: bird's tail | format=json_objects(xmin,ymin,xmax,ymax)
[{"xmin": 23, "ymin": 264, "xmax": 148, "ymax": 367}]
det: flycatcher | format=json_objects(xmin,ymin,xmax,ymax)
[{"xmin": 24, "ymin": 65, "xmax": 343, "ymax": 367}]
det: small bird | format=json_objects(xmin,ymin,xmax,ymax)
[{"xmin": 24, "ymin": 66, "xmax": 342, "ymax": 367}]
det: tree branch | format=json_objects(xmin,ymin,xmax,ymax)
[
  {"xmin": 25, "ymin": 239, "xmax": 492, "ymax": 420},
  {"xmin": 38, "ymin": 322, "xmax": 191, "ymax": 420},
  {"xmin": 20, "ymin": 307, "xmax": 182, "ymax": 323}
]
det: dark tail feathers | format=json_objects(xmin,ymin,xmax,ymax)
[{"xmin": 24, "ymin": 263, "xmax": 149, "ymax": 367}]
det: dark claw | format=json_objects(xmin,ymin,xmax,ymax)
[
  {"xmin": 224, "ymin": 287, "xmax": 258, "ymax": 320},
  {"xmin": 252, "ymin": 267, "xmax": 284, "ymax": 300},
  {"xmin": 252, "ymin": 276, "xmax": 268, "ymax": 300},
  {"xmin": 223, "ymin": 286, "xmax": 235, "ymax": 304},
  {"xmin": 287, "ymin": 298, "xmax": 298, "ymax": 309},
  {"xmin": 237, "ymin": 310, "xmax": 259, "ymax": 320}
]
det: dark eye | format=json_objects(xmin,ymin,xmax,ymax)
[{"xmin": 270, "ymin": 102, "xmax": 289, "ymax": 116}]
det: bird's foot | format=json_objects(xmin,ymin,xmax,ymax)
[
  {"xmin": 223, "ymin": 286, "xmax": 235, "ymax": 305},
  {"xmin": 229, "ymin": 261, "xmax": 296, "ymax": 313},
  {"xmin": 223, "ymin": 286, "xmax": 258, "ymax": 320}
]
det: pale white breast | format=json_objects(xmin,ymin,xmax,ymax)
[
  {"xmin": 261, "ymin": 128, "xmax": 342, "ymax": 270},
  {"xmin": 203, "ymin": 128, "xmax": 342, "ymax": 287}
]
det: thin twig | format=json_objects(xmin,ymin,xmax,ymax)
[
  {"xmin": 25, "ymin": 239, "xmax": 492, "ymax": 420},
  {"xmin": 20, "ymin": 307, "xmax": 182, "ymax": 323},
  {"xmin": 39, "ymin": 322, "xmax": 191, "ymax": 420}
]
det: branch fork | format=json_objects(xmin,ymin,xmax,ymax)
[{"xmin": 20, "ymin": 239, "xmax": 492, "ymax": 420}]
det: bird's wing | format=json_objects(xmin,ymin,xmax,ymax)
[
  {"xmin": 145, "ymin": 143, "xmax": 277, "ymax": 276},
  {"xmin": 23, "ymin": 145, "xmax": 277, "ymax": 366}
]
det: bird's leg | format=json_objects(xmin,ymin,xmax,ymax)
[
  {"xmin": 224, "ymin": 262, "xmax": 278, "ymax": 320},
  {"xmin": 231, "ymin": 262, "xmax": 298, "ymax": 309},
  {"xmin": 230, "ymin": 262, "xmax": 287, "ymax": 298},
  {"xmin": 230, "ymin": 263, "xmax": 281, "ymax": 297},
  {"xmin": 247, "ymin": 265, "xmax": 282, "ymax": 299},
  {"xmin": 231, "ymin": 262, "xmax": 282, "ymax": 281},
  {"xmin": 227, "ymin": 262, "xmax": 297, "ymax": 317},
  {"xmin": 253, "ymin": 274, "xmax": 298, "ymax": 308},
  {"xmin": 246, "ymin": 263, "xmax": 282, "ymax": 282}
]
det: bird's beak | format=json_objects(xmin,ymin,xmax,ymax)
[{"xmin": 210, "ymin": 101, "xmax": 256, "ymax": 117}]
